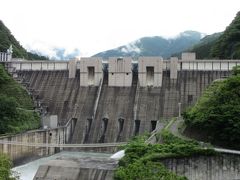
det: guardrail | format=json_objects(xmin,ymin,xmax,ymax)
[{"xmin": 0, "ymin": 140, "xmax": 127, "ymax": 148}]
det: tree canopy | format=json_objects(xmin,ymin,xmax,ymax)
[
  {"xmin": 211, "ymin": 12, "xmax": 240, "ymax": 59},
  {"xmin": 0, "ymin": 64, "xmax": 40, "ymax": 134},
  {"xmin": 183, "ymin": 66, "xmax": 240, "ymax": 148}
]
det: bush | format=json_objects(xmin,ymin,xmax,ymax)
[
  {"xmin": 0, "ymin": 64, "xmax": 40, "ymax": 134},
  {"xmin": 232, "ymin": 65, "xmax": 240, "ymax": 75},
  {"xmin": 0, "ymin": 154, "xmax": 16, "ymax": 180},
  {"xmin": 183, "ymin": 66, "xmax": 240, "ymax": 148},
  {"xmin": 115, "ymin": 131, "xmax": 215, "ymax": 180}
]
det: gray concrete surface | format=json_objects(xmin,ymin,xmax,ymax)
[
  {"xmin": 17, "ymin": 70, "xmax": 231, "ymax": 146},
  {"xmin": 162, "ymin": 154, "xmax": 240, "ymax": 180},
  {"xmin": 34, "ymin": 157, "xmax": 118, "ymax": 180}
]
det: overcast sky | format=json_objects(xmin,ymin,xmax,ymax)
[{"xmin": 0, "ymin": 0, "xmax": 240, "ymax": 57}]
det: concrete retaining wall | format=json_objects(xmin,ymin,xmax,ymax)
[
  {"xmin": 162, "ymin": 154, "xmax": 240, "ymax": 180},
  {"xmin": 34, "ymin": 157, "xmax": 117, "ymax": 180},
  {"xmin": 34, "ymin": 153, "xmax": 240, "ymax": 180},
  {"xmin": 0, "ymin": 118, "xmax": 76, "ymax": 165}
]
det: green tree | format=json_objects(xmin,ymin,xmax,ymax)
[
  {"xmin": 115, "ymin": 131, "xmax": 215, "ymax": 180},
  {"xmin": 0, "ymin": 95, "xmax": 17, "ymax": 133},
  {"xmin": 0, "ymin": 154, "xmax": 17, "ymax": 180},
  {"xmin": 183, "ymin": 66, "xmax": 240, "ymax": 148},
  {"xmin": 210, "ymin": 11, "xmax": 240, "ymax": 59},
  {"xmin": 0, "ymin": 64, "xmax": 40, "ymax": 134},
  {"xmin": 0, "ymin": 20, "xmax": 48, "ymax": 60}
]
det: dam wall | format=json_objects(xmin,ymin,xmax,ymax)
[
  {"xmin": 6, "ymin": 54, "xmax": 240, "ymax": 145},
  {"xmin": 0, "ymin": 118, "xmax": 76, "ymax": 165},
  {"xmin": 16, "ymin": 69, "xmax": 231, "ymax": 145}
]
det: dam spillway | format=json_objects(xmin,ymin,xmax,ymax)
[
  {"xmin": 3, "ymin": 52, "xmax": 238, "ymax": 146},
  {"xmin": 18, "ymin": 69, "xmax": 230, "ymax": 144}
]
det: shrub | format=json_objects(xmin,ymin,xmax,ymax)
[
  {"xmin": 0, "ymin": 153, "xmax": 16, "ymax": 180},
  {"xmin": 183, "ymin": 66, "xmax": 240, "ymax": 148},
  {"xmin": 115, "ymin": 131, "xmax": 215, "ymax": 180}
]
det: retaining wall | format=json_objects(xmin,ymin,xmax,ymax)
[
  {"xmin": 162, "ymin": 154, "xmax": 240, "ymax": 180},
  {"xmin": 0, "ymin": 119, "xmax": 76, "ymax": 165}
]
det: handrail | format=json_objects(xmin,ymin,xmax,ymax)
[{"xmin": 0, "ymin": 140, "xmax": 126, "ymax": 148}]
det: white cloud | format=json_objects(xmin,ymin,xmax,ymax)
[{"xmin": 25, "ymin": 41, "xmax": 81, "ymax": 60}]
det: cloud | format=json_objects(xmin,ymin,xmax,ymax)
[
  {"xmin": 25, "ymin": 41, "xmax": 81, "ymax": 60},
  {"xmin": 120, "ymin": 40, "xmax": 141, "ymax": 53}
]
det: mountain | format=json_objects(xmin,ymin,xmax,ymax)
[
  {"xmin": 187, "ymin": 32, "xmax": 222, "ymax": 59},
  {"xmin": 0, "ymin": 20, "xmax": 48, "ymax": 60},
  {"xmin": 211, "ymin": 11, "xmax": 240, "ymax": 59},
  {"xmin": 186, "ymin": 11, "xmax": 240, "ymax": 59},
  {"xmin": 93, "ymin": 31, "xmax": 204, "ymax": 59}
]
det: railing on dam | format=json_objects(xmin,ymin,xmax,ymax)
[
  {"xmin": 9, "ymin": 60, "xmax": 69, "ymax": 71},
  {"xmin": 0, "ymin": 140, "xmax": 126, "ymax": 148},
  {"xmin": 4, "ymin": 58, "xmax": 240, "ymax": 72},
  {"xmin": 177, "ymin": 60, "xmax": 240, "ymax": 71}
]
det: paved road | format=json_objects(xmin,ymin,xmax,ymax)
[{"xmin": 167, "ymin": 117, "xmax": 240, "ymax": 155}]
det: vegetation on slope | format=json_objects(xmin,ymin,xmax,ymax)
[
  {"xmin": 211, "ymin": 12, "xmax": 240, "ymax": 59},
  {"xmin": 114, "ymin": 131, "xmax": 216, "ymax": 180},
  {"xmin": 189, "ymin": 32, "xmax": 222, "ymax": 59},
  {"xmin": 0, "ymin": 20, "xmax": 48, "ymax": 60},
  {"xmin": 0, "ymin": 64, "xmax": 40, "ymax": 134},
  {"xmin": 183, "ymin": 66, "xmax": 240, "ymax": 149},
  {"xmin": 0, "ymin": 153, "xmax": 16, "ymax": 180},
  {"xmin": 187, "ymin": 11, "xmax": 240, "ymax": 59}
]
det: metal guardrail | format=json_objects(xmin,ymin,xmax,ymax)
[{"xmin": 0, "ymin": 140, "xmax": 127, "ymax": 148}]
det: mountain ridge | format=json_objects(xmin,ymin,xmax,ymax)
[
  {"xmin": 0, "ymin": 20, "xmax": 48, "ymax": 60},
  {"xmin": 93, "ymin": 31, "xmax": 204, "ymax": 59},
  {"xmin": 182, "ymin": 11, "xmax": 240, "ymax": 59}
]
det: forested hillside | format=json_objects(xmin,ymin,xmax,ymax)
[
  {"xmin": 211, "ymin": 12, "xmax": 240, "ymax": 59},
  {"xmin": 0, "ymin": 20, "xmax": 48, "ymax": 60},
  {"xmin": 189, "ymin": 33, "xmax": 222, "ymax": 59},
  {"xmin": 0, "ymin": 64, "xmax": 40, "ymax": 134},
  {"xmin": 183, "ymin": 66, "xmax": 240, "ymax": 149},
  {"xmin": 189, "ymin": 11, "xmax": 240, "ymax": 59}
]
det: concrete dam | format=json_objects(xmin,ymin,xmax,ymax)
[
  {"xmin": 7, "ymin": 52, "xmax": 236, "ymax": 145},
  {"xmin": 2, "ymin": 52, "xmax": 240, "ymax": 179}
]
